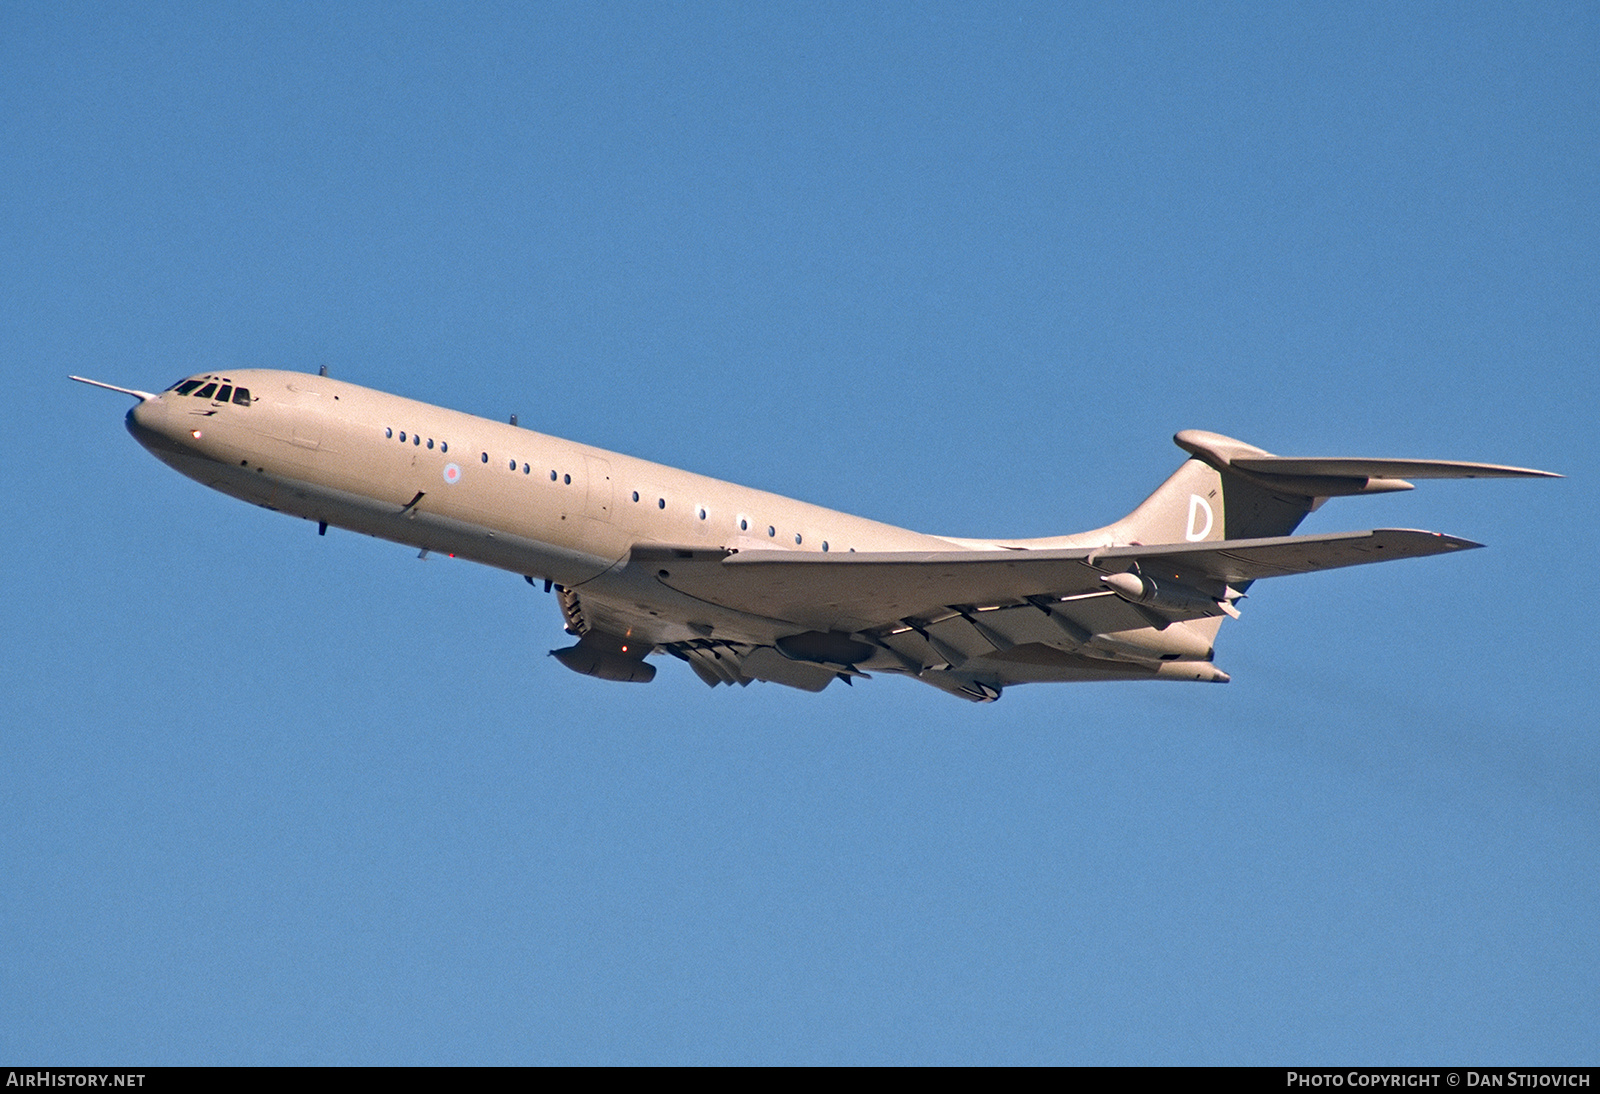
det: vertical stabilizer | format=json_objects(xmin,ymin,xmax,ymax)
[
  {"xmin": 1009, "ymin": 434, "xmax": 1318, "ymax": 551},
  {"xmin": 1109, "ymin": 453, "xmax": 1320, "ymax": 545}
]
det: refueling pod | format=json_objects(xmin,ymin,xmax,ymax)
[
  {"xmin": 1100, "ymin": 570, "xmax": 1242, "ymax": 620},
  {"xmin": 551, "ymin": 635, "xmax": 657, "ymax": 683}
]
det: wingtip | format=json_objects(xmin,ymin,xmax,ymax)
[
  {"xmin": 1456, "ymin": 465, "xmax": 1563, "ymax": 479},
  {"xmin": 1377, "ymin": 529, "xmax": 1486, "ymax": 552}
]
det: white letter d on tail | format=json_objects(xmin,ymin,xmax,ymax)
[{"xmin": 1185, "ymin": 494, "xmax": 1214, "ymax": 541}]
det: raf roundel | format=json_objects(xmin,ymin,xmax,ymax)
[{"xmin": 442, "ymin": 462, "xmax": 462, "ymax": 485}]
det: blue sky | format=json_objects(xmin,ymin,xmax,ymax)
[{"xmin": 3, "ymin": 1, "xmax": 1595, "ymax": 1064}]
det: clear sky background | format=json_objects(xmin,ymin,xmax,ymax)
[{"xmin": 3, "ymin": 1, "xmax": 1595, "ymax": 1065}]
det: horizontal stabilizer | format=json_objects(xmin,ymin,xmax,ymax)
[
  {"xmin": 1230, "ymin": 457, "xmax": 1560, "ymax": 480},
  {"xmin": 640, "ymin": 530, "xmax": 1480, "ymax": 634},
  {"xmin": 1173, "ymin": 429, "xmax": 1559, "ymax": 497}
]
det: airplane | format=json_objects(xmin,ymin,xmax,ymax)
[{"xmin": 73, "ymin": 369, "xmax": 1557, "ymax": 702}]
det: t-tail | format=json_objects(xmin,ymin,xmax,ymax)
[{"xmin": 1022, "ymin": 429, "xmax": 1559, "ymax": 552}]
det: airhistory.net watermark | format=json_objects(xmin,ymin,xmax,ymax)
[{"xmin": 6, "ymin": 1075, "xmax": 145, "ymax": 1088}]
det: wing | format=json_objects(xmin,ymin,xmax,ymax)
[{"xmin": 634, "ymin": 529, "xmax": 1479, "ymax": 635}]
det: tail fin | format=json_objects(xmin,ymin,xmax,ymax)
[
  {"xmin": 1027, "ymin": 430, "xmax": 1558, "ymax": 550},
  {"xmin": 1048, "ymin": 432, "xmax": 1316, "ymax": 549}
]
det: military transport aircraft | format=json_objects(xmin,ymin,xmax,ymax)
[{"xmin": 74, "ymin": 370, "xmax": 1556, "ymax": 702}]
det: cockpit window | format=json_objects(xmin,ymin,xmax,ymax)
[
  {"xmin": 216, "ymin": 385, "xmax": 233, "ymax": 403},
  {"xmin": 193, "ymin": 383, "xmax": 218, "ymax": 400},
  {"xmin": 175, "ymin": 380, "xmax": 205, "ymax": 395},
  {"xmin": 232, "ymin": 387, "xmax": 251, "ymax": 405}
]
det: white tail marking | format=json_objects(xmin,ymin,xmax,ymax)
[{"xmin": 1185, "ymin": 494, "xmax": 1214, "ymax": 541}]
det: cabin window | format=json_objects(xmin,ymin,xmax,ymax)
[
  {"xmin": 480, "ymin": 452, "xmax": 488, "ymax": 463},
  {"xmin": 563, "ymin": 474, "xmax": 571, "ymax": 485},
  {"xmin": 176, "ymin": 380, "xmax": 205, "ymax": 395},
  {"xmin": 767, "ymin": 526, "xmax": 775, "ymax": 537},
  {"xmin": 413, "ymin": 434, "xmax": 421, "ymax": 446},
  {"xmin": 385, "ymin": 427, "xmax": 393, "ymax": 439},
  {"xmin": 194, "ymin": 383, "xmax": 218, "ymax": 400},
  {"xmin": 739, "ymin": 519, "xmax": 748, "ymax": 531},
  {"xmin": 549, "ymin": 470, "xmax": 557, "ymax": 481},
  {"xmin": 794, "ymin": 534, "xmax": 802, "ymax": 545},
  {"xmin": 697, "ymin": 507, "xmax": 707, "ymax": 520},
  {"xmin": 427, "ymin": 438, "xmax": 434, "ymax": 450},
  {"xmin": 509, "ymin": 459, "xmax": 516, "ymax": 470},
  {"xmin": 632, "ymin": 491, "xmax": 640, "ymax": 502},
  {"xmin": 440, "ymin": 442, "xmax": 448, "ymax": 453},
  {"xmin": 822, "ymin": 541, "xmax": 829, "ymax": 552},
  {"xmin": 399, "ymin": 432, "xmax": 407, "ymax": 442},
  {"xmin": 216, "ymin": 385, "xmax": 233, "ymax": 403},
  {"xmin": 658, "ymin": 498, "xmax": 666, "ymax": 509},
  {"xmin": 523, "ymin": 463, "xmax": 530, "ymax": 474}
]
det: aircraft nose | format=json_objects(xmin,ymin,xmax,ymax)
[
  {"xmin": 125, "ymin": 397, "xmax": 155, "ymax": 438},
  {"xmin": 124, "ymin": 395, "xmax": 182, "ymax": 455}
]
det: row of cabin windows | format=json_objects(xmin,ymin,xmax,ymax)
[
  {"xmin": 414, "ymin": 434, "xmax": 851, "ymax": 553},
  {"xmin": 625, "ymin": 489, "xmax": 832, "ymax": 548},
  {"xmin": 384, "ymin": 427, "xmax": 448, "ymax": 453},
  {"xmin": 172, "ymin": 378, "xmax": 252, "ymax": 406},
  {"xmin": 479, "ymin": 452, "xmax": 573, "ymax": 484}
]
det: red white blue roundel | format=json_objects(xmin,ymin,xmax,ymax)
[{"xmin": 442, "ymin": 463, "xmax": 462, "ymax": 485}]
